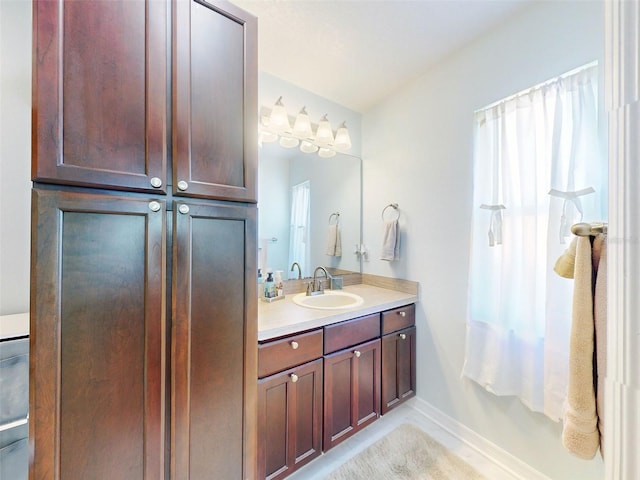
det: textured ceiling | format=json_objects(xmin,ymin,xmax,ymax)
[{"xmin": 230, "ymin": 0, "xmax": 534, "ymax": 112}]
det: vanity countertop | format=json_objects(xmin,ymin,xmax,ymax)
[{"xmin": 258, "ymin": 283, "xmax": 418, "ymax": 341}]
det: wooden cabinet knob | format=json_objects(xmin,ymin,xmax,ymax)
[
  {"xmin": 398, "ymin": 311, "xmax": 406, "ymax": 317},
  {"xmin": 290, "ymin": 373, "xmax": 298, "ymax": 383},
  {"xmin": 399, "ymin": 333, "xmax": 407, "ymax": 340},
  {"xmin": 354, "ymin": 350, "xmax": 361, "ymax": 358},
  {"xmin": 290, "ymin": 341, "xmax": 299, "ymax": 350}
]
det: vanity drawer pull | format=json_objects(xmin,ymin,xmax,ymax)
[
  {"xmin": 398, "ymin": 311, "xmax": 406, "ymax": 317},
  {"xmin": 399, "ymin": 333, "xmax": 407, "ymax": 340},
  {"xmin": 354, "ymin": 350, "xmax": 361, "ymax": 358},
  {"xmin": 290, "ymin": 373, "xmax": 299, "ymax": 383},
  {"xmin": 290, "ymin": 341, "xmax": 299, "ymax": 350}
]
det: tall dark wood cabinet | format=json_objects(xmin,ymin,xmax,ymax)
[{"xmin": 30, "ymin": 1, "xmax": 257, "ymax": 479}]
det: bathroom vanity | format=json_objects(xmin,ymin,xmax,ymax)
[{"xmin": 257, "ymin": 281, "xmax": 417, "ymax": 480}]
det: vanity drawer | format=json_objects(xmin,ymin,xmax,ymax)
[
  {"xmin": 324, "ymin": 313, "xmax": 380, "ymax": 355},
  {"xmin": 258, "ymin": 329, "xmax": 324, "ymax": 378},
  {"xmin": 381, "ymin": 304, "xmax": 415, "ymax": 335}
]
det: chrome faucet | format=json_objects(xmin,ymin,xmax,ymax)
[
  {"xmin": 308, "ymin": 266, "xmax": 330, "ymax": 296},
  {"xmin": 290, "ymin": 262, "xmax": 302, "ymax": 280}
]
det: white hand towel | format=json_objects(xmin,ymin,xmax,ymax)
[
  {"xmin": 326, "ymin": 224, "xmax": 342, "ymax": 256},
  {"xmin": 380, "ymin": 220, "xmax": 399, "ymax": 261}
]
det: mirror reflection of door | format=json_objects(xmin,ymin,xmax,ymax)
[{"xmin": 288, "ymin": 180, "xmax": 310, "ymax": 278}]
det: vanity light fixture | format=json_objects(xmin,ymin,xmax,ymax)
[
  {"xmin": 292, "ymin": 107, "xmax": 313, "ymax": 139},
  {"xmin": 314, "ymin": 114, "xmax": 334, "ymax": 146},
  {"xmin": 258, "ymin": 97, "xmax": 352, "ymax": 158},
  {"xmin": 333, "ymin": 121, "xmax": 352, "ymax": 151},
  {"xmin": 268, "ymin": 96, "xmax": 290, "ymax": 133}
]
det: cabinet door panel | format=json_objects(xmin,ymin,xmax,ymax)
[
  {"xmin": 257, "ymin": 359, "xmax": 322, "ymax": 480},
  {"xmin": 173, "ymin": 0, "xmax": 257, "ymax": 201},
  {"xmin": 173, "ymin": 201, "xmax": 257, "ymax": 480},
  {"xmin": 33, "ymin": 0, "xmax": 167, "ymax": 192},
  {"xmin": 381, "ymin": 326, "xmax": 416, "ymax": 414},
  {"xmin": 323, "ymin": 339, "xmax": 380, "ymax": 451},
  {"xmin": 30, "ymin": 189, "xmax": 166, "ymax": 480}
]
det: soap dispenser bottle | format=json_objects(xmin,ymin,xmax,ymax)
[
  {"xmin": 264, "ymin": 271, "xmax": 275, "ymax": 298},
  {"xmin": 274, "ymin": 270, "xmax": 284, "ymax": 297}
]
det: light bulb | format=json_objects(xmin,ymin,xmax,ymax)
[
  {"xmin": 300, "ymin": 140, "xmax": 319, "ymax": 153},
  {"xmin": 333, "ymin": 122, "xmax": 352, "ymax": 151},
  {"xmin": 292, "ymin": 107, "xmax": 313, "ymax": 139},
  {"xmin": 314, "ymin": 114, "xmax": 334, "ymax": 146},
  {"xmin": 279, "ymin": 135, "xmax": 300, "ymax": 148},
  {"xmin": 318, "ymin": 147, "xmax": 336, "ymax": 158},
  {"xmin": 259, "ymin": 129, "xmax": 278, "ymax": 143}
]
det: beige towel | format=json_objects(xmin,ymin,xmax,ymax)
[
  {"xmin": 592, "ymin": 234, "xmax": 607, "ymax": 458},
  {"xmin": 562, "ymin": 236, "xmax": 599, "ymax": 459},
  {"xmin": 326, "ymin": 224, "xmax": 342, "ymax": 256},
  {"xmin": 380, "ymin": 220, "xmax": 399, "ymax": 261},
  {"xmin": 554, "ymin": 237, "xmax": 578, "ymax": 278}
]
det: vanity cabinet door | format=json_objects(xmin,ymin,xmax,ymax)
[
  {"xmin": 32, "ymin": 0, "xmax": 168, "ymax": 193},
  {"xmin": 381, "ymin": 326, "xmax": 416, "ymax": 414},
  {"xmin": 172, "ymin": 201, "xmax": 257, "ymax": 480},
  {"xmin": 258, "ymin": 358, "xmax": 323, "ymax": 480},
  {"xmin": 173, "ymin": 0, "xmax": 257, "ymax": 202},
  {"xmin": 30, "ymin": 189, "xmax": 166, "ymax": 480},
  {"xmin": 323, "ymin": 338, "xmax": 380, "ymax": 451}
]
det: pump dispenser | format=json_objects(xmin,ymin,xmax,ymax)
[{"xmin": 264, "ymin": 271, "xmax": 276, "ymax": 299}]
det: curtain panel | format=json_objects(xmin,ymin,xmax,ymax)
[{"xmin": 462, "ymin": 64, "xmax": 604, "ymax": 421}]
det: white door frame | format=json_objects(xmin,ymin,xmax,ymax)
[{"xmin": 604, "ymin": 1, "xmax": 639, "ymax": 478}]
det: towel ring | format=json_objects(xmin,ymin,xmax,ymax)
[
  {"xmin": 381, "ymin": 203, "xmax": 400, "ymax": 221},
  {"xmin": 328, "ymin": 212, "xmax": 340, "ymax": 225}
]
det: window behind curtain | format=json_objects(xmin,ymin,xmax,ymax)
[{"xmin": 462, "ymin": 63, "xmax": 605, "ymax": 421}]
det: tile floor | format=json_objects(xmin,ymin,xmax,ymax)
[{"xmin": 286, "ymin": 401, "xmax": 521, "ymax": 480}]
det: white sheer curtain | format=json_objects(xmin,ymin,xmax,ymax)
[
  {"xmin": 289, "ymin": 181, "xmax": 311, "ymax": 278},
  {"xmin": 463, "ymin": 64, "xmax": 604, "ymax": 421}
]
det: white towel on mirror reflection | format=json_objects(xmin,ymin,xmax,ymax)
[
  {"xmin": 380, "ymin": 220, "xmax": 399, "ymax": 261},
  {"xmin": 326, "ymin": 224, "xmax": 342, "ymax": 256}
]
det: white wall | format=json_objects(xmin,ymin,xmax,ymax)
[
  {"xmin": 0, "ymin": 0, "xmax": 31, "ymax": 316},
  {"xmin": 362, "ymin": 2, "xmax": 605, "ymax": 479}
]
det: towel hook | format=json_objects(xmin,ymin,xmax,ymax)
[
  {"xmin": 381, "ymin": 203, "xmax": 400, "ymax": 221},
  {"xmin": 328, "ymin": 212, "xmax": 340, "ymax": 225}
]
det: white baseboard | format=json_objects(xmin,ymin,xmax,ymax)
[{"xmin": 410, "ymin": 397, "xmax": 552, "ymax": 480}]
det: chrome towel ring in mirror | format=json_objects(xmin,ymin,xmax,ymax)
[{"xmin": 381, "ymin": 203, "xmax": 400, "ymax": 221}]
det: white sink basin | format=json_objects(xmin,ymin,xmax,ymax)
[{"xmin": 292, "ymin": 291, "xmax": 364, "ymax": 310}]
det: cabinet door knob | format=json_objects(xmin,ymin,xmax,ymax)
[
  {"xmin": 354, "ymin": 350, "xmax": 361, "ymax": 358},
  {"xmin": 148, "ymin": 201, "xmax": 161, "ymax": 212},
  {"xmin": 399, "ymin": 333, "xmax": 407, "ymax": 340},
  {"xmin": 178, "ymin": 204, "xmax": 190, "ymax": 214},
  {"xmin": 177, "ymin": 180, "xmax": 189, "ymax": 191},
  {"xmin": 150, "ymin": 177, "xmax": 163, "ymax": 188},
  {"xmin": 290, "ymin": 373, "xmax": 298, "ymax": 383},
  {"xmin": 290, "ymin": 341, "xmax": 299, "ymax": 350},
  {"xmin": 398, "ymin": 311, "xmax": 406, "ymax": 317}
]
